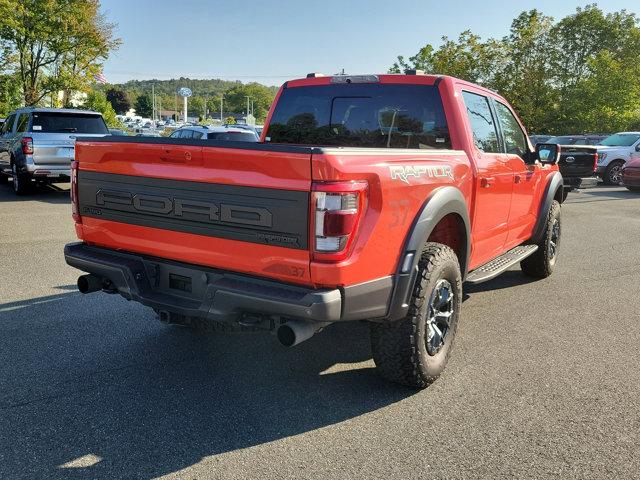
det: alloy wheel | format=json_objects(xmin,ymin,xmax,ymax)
[{"xmin": 425, "ymin": 279, "xmax": 454, "ymax": 356}]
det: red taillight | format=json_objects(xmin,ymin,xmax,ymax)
[
  {"xmin": 311, "ymin": 180, "xmax": 368, "ymax": 262},
  {"xmin": 71, "ymin": 160, "xmax": 82, "ymax": 224},
  {"xmin": 594, "ymin": 152, "xmax": 599, "ymax": 172},
  {"xmin": 21, "ymin": 137, "xmax": 34, "ymax": 155}
]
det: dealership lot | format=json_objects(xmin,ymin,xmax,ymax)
[{"xmin": 1, "ymin": 184, "xmax": 640, "ymax": 479}]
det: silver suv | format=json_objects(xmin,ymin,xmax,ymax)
[{"xmin": 0, "ymin": 107, "xmax": 109, "ymax": 195}]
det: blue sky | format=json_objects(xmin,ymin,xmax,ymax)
[{"xmin": 100, "ymin": 0, "xmax": 638, "ymax": 86}]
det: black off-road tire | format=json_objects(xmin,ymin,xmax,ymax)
[
  {"xmin": 11, "ymin": 163, "xmax": 31, "ymax": 196},
  {"xmin": 603, "ymin": 160, "xmax": 625, "ymax": 185},
  {"xmin": 521, "ymin": 200, "xmax": 561, "ymax": 278},
  {"xmin": 626, "ymin": 186, "xmax": 640, "ymax": 193},
  {"xmin": 370, "ymin": 243, "xmax": 462, "ymax": 388}
]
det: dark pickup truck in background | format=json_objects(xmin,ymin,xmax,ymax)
[{"xmin": 543, "ymin": 136, "xmax": 601, "ymax": 192}]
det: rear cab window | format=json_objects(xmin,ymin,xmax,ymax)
[
  {"xmin": 30, "ymin": 112, "xmax": 108, "ymax": 134},
  {"xmin": 265, "ymin": 84, "xmax": 451, "ymax": 149}
]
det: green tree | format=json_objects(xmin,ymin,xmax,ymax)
[
  {"xmin": 189, "ymin": 96, "xmax": 206, "ymax": 120},
  {"xmin": 0, "ymin": 0, "xmax": 120, "ymax": 106},
  {"xmin": 494, "ymin": 10, "xmax": 557, "ymax": 134},
  {"xmin": 0, "ymin": 73, "xmax": 21, "ymax": 116},
  {"xmin": 83, "ymin": 90, "xmax": 118, "ymax": 126},
  {"xmin": 390, "ymin": 31, "xmax": 504, "ymax": 86},
  {"xmin": 548, "ymin": 5, "xmax": 640, "ymax": 132},
  {"xmin": 223, "ymin": 83, "xmax": 276, "ymax": 122},
  {"xmin": 134, "ymin": 94, "xmax": 152, "ymax": 117},
  {"xmin": 390, "ymin": 5, "xmax": 640, "ymax": 135},
  {"xmin": 106, "ymin": 87, "xmax": 131, "ymax": 114}
]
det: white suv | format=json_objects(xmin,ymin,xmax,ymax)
[{"xmin": 596, "ymin": 132, "xmax": 640, "ymax": 185}]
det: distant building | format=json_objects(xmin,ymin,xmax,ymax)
[{"xmin": 158, "ymin": 109, "xmax": 179, "ymax": 120}]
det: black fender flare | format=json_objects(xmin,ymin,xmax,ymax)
[
  {"xmin": 384, "ymin": 186, "xmax": 471, "ymax": 321},
  {"xmin": 529, "ymin": 171, "xmax": 563, "ymax": 245}
]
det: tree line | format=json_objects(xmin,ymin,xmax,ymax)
[
  {"xmin": 103, "ymin": 80, "xmax": 278, "ymax": 123},
  {"xmin": 391, "ymin": 5, "xmax": 640, "ymax": 135}
]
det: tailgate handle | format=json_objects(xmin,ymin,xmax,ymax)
[{"xmin": 160, "ymin": 149, "xmax": 191, "ymax": 163}]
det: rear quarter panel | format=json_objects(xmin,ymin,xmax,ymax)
[{"xmin": 311, "ymin": 149, "xmax": 472, "ymax": 287}]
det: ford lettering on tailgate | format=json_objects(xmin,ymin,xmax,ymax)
[
  {"xmin": 77, "ymin": 171, "xmax": 309, "ymax": 249},
  {"xmin": 95, "ymin": 189, "xmax": 273, "ymax": 228}
]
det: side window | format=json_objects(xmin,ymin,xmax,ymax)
[
  {"xmin": 181, "ymin": 129, "xmax": 193, "ymax": 139},
  {"xmin": 15, "ymin": 114, "xmax": 29, "ymax": 133},
  {"xmin": 495, "ymin": 101, "xmax": 528, "ymax": 159},
  {"xmin": 574, "ymin": 138, "xmax": 587, "ymax": 145},
  {"xmin": 461, "ymin": 91, "xmax": 500, "ymax": 153},
  {"xmin": 192, "ymin": 131, "xmax": 203, "ymax": 139},
  {"xmin": 169, "ymin": 130, "xmax": 181, "ymax": 138}
]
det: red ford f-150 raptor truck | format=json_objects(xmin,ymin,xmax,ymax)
[{"xmin": 65, "ymin": 72, "xmax": 564, "ymax": 388}]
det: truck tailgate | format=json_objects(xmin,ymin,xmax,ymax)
[
  {"xmin": 75, "ymin": 138, "xmax": 314, "ymax": 285},
  {"xmin": 558, "ymin": 145, "xmax": 597, "ymax": 178}
]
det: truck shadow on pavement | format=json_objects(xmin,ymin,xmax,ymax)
[
  {"xmin": 0, "ymin": 292, "xmax": 413, "ymax": 479},
  {"xmin": 0, "ymin": 182, "xmax": 70, "ymax": 204}
]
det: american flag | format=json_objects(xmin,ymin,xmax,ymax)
[{"xmin": 93, "ymin": 72, "xmax": 108, "ymax": 84}]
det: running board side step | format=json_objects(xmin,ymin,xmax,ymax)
[{"xmin": 465, "ymin": 245, "xmax": 539, "ymax": 284}]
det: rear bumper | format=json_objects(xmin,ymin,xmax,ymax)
[
  {"xmin": 24, "ymin": 163, "xmax": 70, "ymax": 180},
  {"xmin": 563, "ymin": 176, "xmax": 599, "ymax": 189},
  {"xmin": 64, "ymin": 243, "xmax": 393, "ymax": 325}
]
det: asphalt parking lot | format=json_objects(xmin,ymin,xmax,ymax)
[{"xmin": 1, "ymin": 182, "xmax": 639, "ymax": 479}]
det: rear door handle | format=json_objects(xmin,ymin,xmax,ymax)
[
  {"xmin": 480, "ymin": 177, "xmax": 494, "ymax": 188},
  {"xmin": 514, "ymin": 175, "xmax": 522, "ymax": 184}
]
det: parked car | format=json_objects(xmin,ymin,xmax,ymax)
[
  {"xmin": 136, "ymin": 131, "xmax": 162, "ymax": 138},
  {"xmin": 0, "ymin": 107, "xmax": 109, "ymax": 194},
  {"xmin": 169, "ymin": 126, "xmax": 259, "ymax": 142},
  {"xmin": 109, "ymin": 129, "xmax": 128, "ymax": 136},
  {"xmin": 546, "ymin": 135, "xmax": 608, "ymax": 146},
  {"xmin": 596, "ymin": 132, "xmax": 640, "ymax": 185},
  {"xmin": 65, "ymin": 72, "xmax": 564, "ymax": 388},
  {"xmin": 545, "ymin": 136, "xmax": 599, "ymax": 191},
  {"xmin": 529, "ymin": 134, "xmax": 552, "ymax": 145},
  {"xmin": 622, "ymin": 154, "xmax": 640, "ymax": 192}
]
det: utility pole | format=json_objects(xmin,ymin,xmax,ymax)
[
  {"xmin": 220, "ymin": 95, "xmax": 223, "ymax": 124},
  {"xmin": 152, "ymin": 84, "xmax": 155, "ymax": 123},
  {"xmin": 246, "ymin": 96, "xmax": 250, "ymax": 118},
  {"xmin": 174, "ymin": 93, "xmax": 178, "ymax": 121}
]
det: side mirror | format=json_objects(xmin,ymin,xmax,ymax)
[
  {"xmin": 635, "ymin": 143, "xmax": 640, "ymax": 152},
  {"xmin": 536, "ymin": 143, "xmax": 560, "ymax": 164}
]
